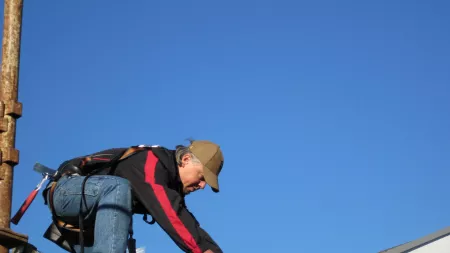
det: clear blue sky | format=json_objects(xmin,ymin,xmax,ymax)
[{"xmin": 3, "ymin": 0, "xmax": 450, "ymax": 252}]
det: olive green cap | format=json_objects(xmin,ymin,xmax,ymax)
[{"xmin": 189, "ymin": 140, "xmax": 224, "ymax": 192}]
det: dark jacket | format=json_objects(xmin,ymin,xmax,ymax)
[{"xmin": 45, "ymin": 146, "xmax": 222, "ymax": 253}]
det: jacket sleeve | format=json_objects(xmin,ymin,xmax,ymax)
[
  {"xmin": 187, "ymin": 210, "xmax": 223, "ymax": 253},
  {"xmin": 132, "ymin": 155, "xmax": 222, "ymax": 253}
]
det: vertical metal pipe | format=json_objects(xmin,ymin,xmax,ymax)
[{"xmin": 0, "ymin": 0, "xmax": 24, "ymax": 252}]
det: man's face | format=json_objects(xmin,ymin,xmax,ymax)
[{"xmin": 179, "ymin": 154, "xmax": 207, "ymax": 195}]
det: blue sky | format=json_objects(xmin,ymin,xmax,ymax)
[{"xmin": 3, "ymin": 0, "xmax": 450, "ymax": 252}]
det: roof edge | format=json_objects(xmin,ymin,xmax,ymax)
[{"xmin": 380, "ymin": 226, "xmax": 450, "ymax": 253}]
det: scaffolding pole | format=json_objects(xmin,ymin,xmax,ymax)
[{"xmin": 0, "ymin": 0, "xmax": 25, "ymax": 252}]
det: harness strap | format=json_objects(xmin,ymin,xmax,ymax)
[
  {"xmin": 48, "ymin": 146, "xmax": 146, "ymax": 253},
  {"xmin": 48, "ymin": 182, "xmax": 57, "ymax": 221},
  {"xmin": 48, "ymin": 181, "xmax": 83, "ymax": 231},
  {"xmin": 119, "ymin": 146, "xmax": 145, "ymax": 161}
]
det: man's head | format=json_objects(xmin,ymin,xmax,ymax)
[{"xmin": 175, "ymin": 140, "xmax": 224, "ymax": 195}]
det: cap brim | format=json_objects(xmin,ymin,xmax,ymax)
[{"xmin": 203, "ymin": 165, "xmax": 219, "ymax": 193}]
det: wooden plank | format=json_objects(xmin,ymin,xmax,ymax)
[{"xmin": 0, "ymin": 227, "xmax": 28, "ymax": 249}]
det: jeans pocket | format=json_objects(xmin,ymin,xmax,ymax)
[
  {"xmin": 53, "ymin": 176, "xmax": 105, "ymax": 218},
  {"xmin": 61, "ymin": 176, "xmax": 103, "ymax": 197}
]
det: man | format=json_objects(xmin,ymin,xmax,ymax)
[{"xmin": 42, "ymin": 139, "xmax": 224, "ymax": 253}]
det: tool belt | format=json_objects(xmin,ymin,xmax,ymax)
[{"xmin": 43, "ymin": 146, "xmax": 148, "ymax": 253}]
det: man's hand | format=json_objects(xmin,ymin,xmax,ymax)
[{"xmin": 203, "ymin": 250, "xmax": 214, "ymax": 253}]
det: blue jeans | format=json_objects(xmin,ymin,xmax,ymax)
[{"xmin": 48, "ymin": 175, "xmax": 132, "ymax": 253}]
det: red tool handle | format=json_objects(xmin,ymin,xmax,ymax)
[{"xmin": 11, "ymin": 189, "xmax": 38, "ymax": 225}]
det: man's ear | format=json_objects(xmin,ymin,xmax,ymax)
[{"xmin": 181, "ymin": 154, "xmax": 192, "ymax": 166}]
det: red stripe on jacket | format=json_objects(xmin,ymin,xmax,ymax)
[
  {"xmin": 144, "ymin": 151, "xmax": 202, "ymax": 253},
  {"xmin": 92, "ymin": 157, "xmax": 110, "ymax": 161}
]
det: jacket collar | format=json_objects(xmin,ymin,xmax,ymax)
[{"xmin": 151, "ymin": 147, "xmax": 184, "ymax": 196}]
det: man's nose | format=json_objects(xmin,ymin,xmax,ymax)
[{"xmin": 199, "ymin": 181, "xmax": 206, "ymax": 189}]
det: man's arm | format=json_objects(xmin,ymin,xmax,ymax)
[
  {"xmin": 149, "ymin": 185, "xmax": 222, "ymax": 253},
  {"xmin": 186, "ymin": 209, "xmax": 223, "ymax": 253},
  {"xmin": 198, "ymin": 228, "xmax": 222, "ymax": 253},
  {"xmin": 131, "ymin": 154, "xmax": 222, "ymax": 253}
]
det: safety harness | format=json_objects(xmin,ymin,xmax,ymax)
[
  {"xmin": 12, "ymin": 145, "xmax": 155, "ymax": 253},
  {"xmin": 52, "ymin": 145, "xmax": 152, "ymax": 253}
]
